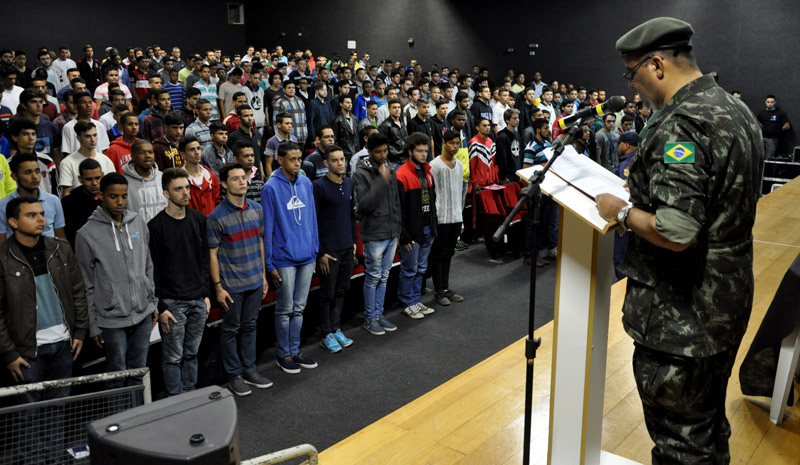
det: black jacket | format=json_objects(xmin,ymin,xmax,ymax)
[
  {"xmin": 0, "ymin": 236, "xmax": 88, "ymax": 365},
  {"xmin": 352, "ymin": 157, "xmax": 402, "ymax": 242},
  {"xmin": 61, "ymin": 185, "xmax": 102, "ymax": 247},
  {"xmin": 77, "ymin": 58, "xmax": 102, "ymax": 93},
  {"xmin": 332, "ymin": 112, "xmax": 360, "ymax": 160},
  {"xmin": 395, "ymin": 159, "xmax": 437, "ymax": 245},
  {"xmin": 495, "ymin": 128, "xmax": 523, "ymax": 182},
  {"xmin": 378, "ymin": 117, "xmax": 408, "ymax": 165}
]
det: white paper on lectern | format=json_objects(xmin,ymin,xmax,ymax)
[{"xmin": 540, "ymin": 145, "xmax": 630, "ymax": 203}]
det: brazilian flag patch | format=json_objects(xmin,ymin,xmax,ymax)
[{"xmin": 664, "ymin": 142, "xmax": 695, "ymax": 164}]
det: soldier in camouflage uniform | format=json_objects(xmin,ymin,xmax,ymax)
[{"xmin": 596, "ymin": 17, "xmax": 764, "ymax": 465}]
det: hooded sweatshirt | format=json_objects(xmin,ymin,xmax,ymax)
[
  {"xmin": 106, "ymin": 136, "xmax": 138, "ymax": 173},
  {"xmin": 75, "ymin": 207, "xmax": 157, "ymax": 336},
  {"xmin": 122, "ymin": 161, "xmax": 168, "ymax": 223},
  {"xmin": 261, "ymin": 168, "xmax": 318, "ymax": 272}
]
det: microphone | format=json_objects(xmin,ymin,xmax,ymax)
[{"xmin": 557, "ymin": 96, "xmax": 625, "ymax": 130}]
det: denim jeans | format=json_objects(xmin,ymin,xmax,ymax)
[
  {"xmin": 363, "ymin": 237, "xmax": 398, "ymax": 320},
  {"xmin": 160, "ymin": 299, "xmax": 206, "ymax": 395},
  {"xmin": 16, "ymin": 340, "xmax": 73, "ymax": 464},
  {"xmin": 275, "ymin": 263, "xmax": 314, "ymax": 358},
  {"xmin": 220, "ymin": 286, "xmax": 261, "ymax": 380},
  {"xmin": 318, "ymin": 248, "xmax": 355, "ymax": 334},
  {"xmin": 764, "ymin": 137, "xmax": 778, "ymax": 160},
  {"xmin": 102, "ymin": 316, "xmax": 153, "ymax": 391},
  {"xmin": 398, "ymin": 226, "xmax": 433, "ymax": 307}
]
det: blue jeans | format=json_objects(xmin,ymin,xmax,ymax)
[
  {"xmin": 764, "ymin": 137, "xmax": 778, "ymax": 160},
  {"xmin": 102, "ymin": 316, "xmax": 153, "ymax": 391},
  {"xmin": 160, "ymin": 299, "xmax": 206, "ymax": 395},
  {"xmin": 220, "ymin": 286, "xmax": 261, "ymax": 380},
  {"xmin": 275, "ymin": 263, "xmax": 314, "ymax": 358},
  {"xmin": 363, "ymin": 237, "xmax": 398, "ymax": 320},
  {"xmin": 16, "ymin": 340, "xmax": 73, "ymax": 464},
  {"xmin": 398, "ymin": 226, "xmax": 433, "ymax": 307}
]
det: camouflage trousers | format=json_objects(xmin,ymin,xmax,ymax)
[{"xmin": 633, "ymin": 343, "xmax": 738, "ymax": 465}]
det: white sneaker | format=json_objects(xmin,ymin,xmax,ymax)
[
  {"xmin": 547, "ymin": 247, "xmax": 558, "ymax": 259},
  {"xmin": 403, "ymin": 305, "xmax": 424, "ymax": 319},
  {"xmin": 415, "ymin": 303, "xmax": 435, "ymax": 315}
]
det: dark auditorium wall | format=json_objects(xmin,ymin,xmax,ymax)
[
  {"xmin": 245, "ymin": 0, "xmax": 798, "ymax": 144},
  {"xmin": 0, "ymin": 0, "xmax": 245, "ymax": 65}
]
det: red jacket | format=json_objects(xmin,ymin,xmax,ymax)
[
  {"xmin": 468, "ymin": 134, "xmax": 499, "ymax": 188},
  {"xmin": 106, "ymin": 136, "xmax": 139, "ymax": 173},
  {"xmin": 395, "ymin": 158, "xmax": 437, "ymax": 245},
  {"xmin": 186, "ymin": 164, "xmax": 220, "ymax": 216}
]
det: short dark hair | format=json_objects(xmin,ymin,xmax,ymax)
[
  {"xmin": 231, "ymin": 91, "xmax": 246, "ymax": 102},
  {"xmin": 275, "ymin": 111, "xmax": 291, "ymax": 125},
  {"xmin": 108, "ymin": 88, "xmax": 125, "ymax": 99},
  {"xmin": 9, "ymin": 153, "xmax": 38, "ymax": 174},
  {"xmin": 315, "ymin": 125, "xmax": 332, "ymax": 139},
  {"xmin": 6, "ymin": 195, "xmax": 40, "ymax": 221},
  {"xmin": 178, "ymin": 135, "xmax": 200, "ymax": 152},
  {"xmin": 533, "ymin": 118, "xmax": 550, "ymax": 133},
  {"xmin": 232, "ymin": 141, "xmax": 253, "ymax": 158},
  {"xmin": 277, "ymin": 141, "xmax": 300, "ymax": 158},
  {"xmin": 74, "ymin": 120, "xmax": 96, "ymax": 136},
  {"xmin": 8, "ymin": 119, "xmax": 37, "ymax": 138},
  {"xmin": 366, "ymin": 100, "xmax": 378, "ymax": 108},
  {"xmin": 209, "ymin": 121, "xmax": 226, "ymax": 134},
  {"xmin": 161, "ymin": 167, "xmax": 189, "ymax": 190},
  {"xmin": 164, "ymin": 112, "xmax": 184, "ymax": 127},
  {"xmin": 100, "ymin": 172, "xmax": 128, "ymax": 193},
  {"xmin": 367, "ymin": 132, "xmax": 389, "ymax": 151},
  {"xmin": 74, "ymin": 91, "xmax": 92, "ymax": 103},
  {"xmin": 235, "ymin": 104, "xmax": 252, "ymax": 117},
  {"xmin": 442, "ymin": 129, "xmax": 460, "ymax": 143},
  {"xmin": 186, "ymin": 87, "xmax": 201, "ymax": 99},
  {"xmin": 130, "ymin": 139, "xmax": 152, "ymax": 155},
  {"xmin": 19, "ymin": 89, "xmax": 44, "ymax": 106},
  {"xmin": 229, "ymin": 67, "xmax": 244, "ymax": 77},
  {"xmin": 78, "ymin": 158, "xmax": 102, "ymax": 176},
  {"xmin": 359, "ymin": 125, "xmax": 378, "ymax": 143},
  {"xmin": 219, "ymin": 163, "xmax": 246, "ymax": 183},
  {"xmin": 322, "ymin": 144, "xmax": 344, "ymax": 161},
  {"xmin": 404, "ymin": 132, "xmax": 430, "ymax": 155}
]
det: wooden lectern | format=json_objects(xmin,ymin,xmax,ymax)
[{"xmin": 516, "ymin": 165, "xmax": 642, "ymax": 465}]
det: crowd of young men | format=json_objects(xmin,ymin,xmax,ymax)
[{"xmin": 1, "ymin": 43, "xmax": 654, "ymax": 404}]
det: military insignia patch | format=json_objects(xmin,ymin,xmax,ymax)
[{"xmin": 664, "ymin": 142, "xmax": 695, "ymax": 164}]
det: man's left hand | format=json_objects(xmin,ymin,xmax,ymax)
[{"xmin": 595, "ymin": 193, "xmax": 628, "ymax": 222}]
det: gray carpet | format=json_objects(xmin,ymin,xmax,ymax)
[{"xmin": 234, "ymin": 245, "xmax": 557, "ymax": 460}]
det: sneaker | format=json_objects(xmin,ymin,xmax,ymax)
[
  {"xmin": 415, "ymin": 303, "xmax": 435, "ymax": 315},
  {"xmin": 547, "ymin": 247, "xmax": 558, "ymax": 259},
  {"xmin": 292, "ymin": 354, "xmax": 318, "ymax": 369},
  {"xmin": 364, "ymin": 319, "xmax": 386, "ymax": 335},
  {"xmin": 435, "ymin": 292, "xmax": 451, "ymax": 306},
  {"xmin": 421, "ymin": 286, "xmax": 431, "ymax": 295},
  {"xmin": 403, "ymin": 305, "xmax": 424, "ymax": 319},
  {"xmin": 277, "ymin": 356, "xmax": 301, "ymax": 374},
  {"xmin": 377, "ymin": 316, "xmax": 397, "ymax": 331},
  {"xmin": 228, "ymin": 377, "xmax": 252, "ymax": 397},
  {"xmin": 488, "ymin": 256, "xmax": 504, "ymax": 264},
  {"xmin": 455, "ymin": 240, "xmax": 469, "ymax": 251},
  {"xmin": 445, "ymin": 290, "xmax": 464, "ymax": 302},
  {"xmin": 536, "ymin": 257, "xmax": 549, "ymax": 267},
  {"xmin": 321, "ymin": 333, "xmax": 343, "ymax": 353},
  {"xmin": 242, "ymin": 371, "xmax": 274, "ymax": 389},
  {"xmin": 333, "ymin": 329, "xmax": 354, "ymax": 348}
]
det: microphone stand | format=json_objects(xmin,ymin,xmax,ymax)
[{"xmin": 492, "ymin": 119, "xmax": 589, "ymax": 465}]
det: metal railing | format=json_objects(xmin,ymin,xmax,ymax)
[
  {"xmin": 0, "ymin": 369, "xmax": 150, "ymax": 465},
  {"xmin": 242, "ymin": 443, "xmax": 319, "ymax": 465}
]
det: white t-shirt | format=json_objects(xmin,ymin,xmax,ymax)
[
  {"xmin": 3, "ymin": 86, "xmax": 24, "ymax": 115},
  {"xmin": 52, "ymin": 58, "xmax": 77, "ymax": 91},
  {"xmin": 100, "ymin": 112, "xmax": 116, "ymax": 132},
  {"xmin": 493, "ymin": 103, "xmax": 510, "ymax": 131},
  {"xmin": 93, "ymin": 82, "xmax": 133, "ymax": 101},
  {"xmin": 59, "ymin": 151, "xmax": 116, "ymax": 188},
  {"xmin": 61, "ymin": 119, "xmax": 111, "ymax": 154}
]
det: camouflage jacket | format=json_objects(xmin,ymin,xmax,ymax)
[{"xmin": 620, "ymin": 74, "xmax": 764, "ymax": 357}]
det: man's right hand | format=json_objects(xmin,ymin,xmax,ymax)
[
  {"xmin": 216, "ymin": 286, "xmax": 234, "ymax": 312},
  {"xmin": 318, "ymin": 253, "xmax": 336, "ymax": 275},
  {"xmin": 6, "ymin": 357, "xmax": 30, "ymax": 383},
  {"xmin": 159, "ymin": 310, "xmax": 178, "ymax": 334},
  {"xmin": 379, "ymin": 162, "xmax": 391, "ymax": 181},
  {"xmin": 92, "ymin": 334, "xmax": 104, "ymax": 348},
  {"xmin": 270, "ymin": 269, "xmax": 282, "ymax": 289}
]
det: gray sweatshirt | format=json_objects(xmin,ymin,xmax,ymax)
[
  {"xmin": 122, "ymin": 162, "xmax": 168, "ymax": 223},
  {"xmin": 75, "ymin": 207, "xmax": 157, "ymax": 336}
]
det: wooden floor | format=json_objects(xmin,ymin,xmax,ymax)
[{"xmin": 319, "ymin": 179, "xmax": 800, "ymax": 465}]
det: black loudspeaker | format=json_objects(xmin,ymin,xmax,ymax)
[{"xmin": 87, "ymin": 386, "xmax": 240, "ymax": 464}]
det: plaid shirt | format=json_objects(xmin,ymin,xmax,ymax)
[{"xmin": 273, "ymin": 96, "xmax": 308, "ymax": 143}]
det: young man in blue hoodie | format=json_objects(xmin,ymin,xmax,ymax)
[
  {"xmin": 75, "ymin": 173, "xmax": 158, "ymax": 394},
  {"xmin": 261, "ymin": 141, "xmax": 319, "ymax": 374}
]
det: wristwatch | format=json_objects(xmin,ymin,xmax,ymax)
[{"xmin": 616, "ymin": 205, "xmax": 632, "ymax": 231}]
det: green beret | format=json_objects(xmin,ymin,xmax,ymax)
[{"xmin": 616, "ymin": 17, "xmax": 694, "ymax": 56}]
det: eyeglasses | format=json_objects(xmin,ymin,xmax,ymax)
[{"xmin": 623, "ymin": 55, "xmax": 653, "ymax": 81}]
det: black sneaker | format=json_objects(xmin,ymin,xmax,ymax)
[
  {"xmin": 242, "ymin": 371, "xmax": 273, "ymax": 389},
  {"xmin": 277, "ymin": 356, "xmax": 301, "ymax": 374},
  {"xmin": 228, "ymin": 377, "xmax": 252, "ymax": 397},
  {"xmin": 292, "ymin": 354, "xmax": 318, "ymax": 369}
]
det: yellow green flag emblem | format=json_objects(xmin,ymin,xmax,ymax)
[{"xmin": 664, "ymin": 143, "xmax": 695, "ymax": 164}]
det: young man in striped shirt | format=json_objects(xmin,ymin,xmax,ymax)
[{"xmin": 208, "ymin": 163, "xmax": 271, "ymax": 396}]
